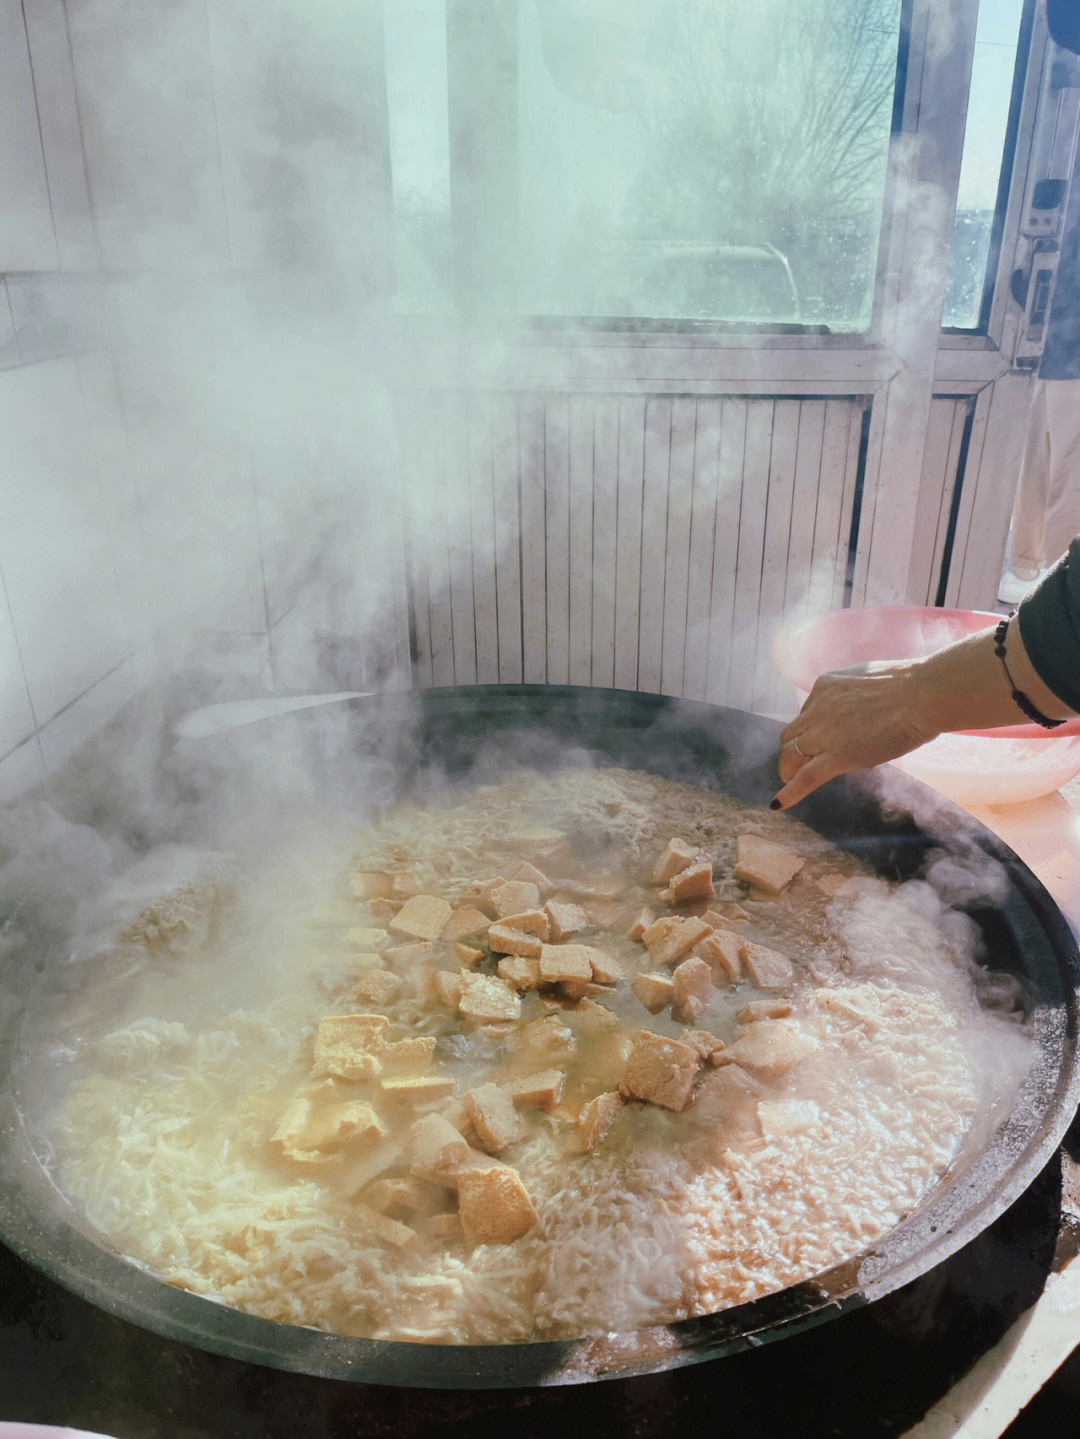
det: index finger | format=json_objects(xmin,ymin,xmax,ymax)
[{"xmin": 771, "ymin": 752, "xmax": 843, "ymax": 810}]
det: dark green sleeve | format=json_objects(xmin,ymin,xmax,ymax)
[{"xmin": 1015, "ymin": 537, "xmax": 1080, "ymax": 713}]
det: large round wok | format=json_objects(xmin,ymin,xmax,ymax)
[{"xmin": 1, "ymin": 685, "xmax": 1078, "ymax": 1425}]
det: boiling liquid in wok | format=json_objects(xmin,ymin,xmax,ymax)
[{"xmin": 25, "ymin": 768, "xmax": 1033, "ymax": 1343}]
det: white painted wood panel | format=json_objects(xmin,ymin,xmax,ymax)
[
  {"xmin": 591, "ymin": 399, "xmax": 619, "ymax": 689},
  {"xmin": 409, "ymin": 391, "xmax": 865, "ymax": 712},
  {"xmin": 613, "ymin": 397, "xmax": 646, "ymax": 691},
  {"xmin": 491, "ymin": 398, "xmax": 524, "ymax": 684}
]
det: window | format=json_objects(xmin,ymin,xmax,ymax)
[
  {"xmin": 385, "ymin": 0, "xmax": 904, "ymax": 329},
  {"xmin": 942, "ymin": 0, "xmax": 1028, "ymax": 329}
]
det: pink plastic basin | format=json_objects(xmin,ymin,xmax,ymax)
[{"xmin": 770, "ymin": 606, "xmax": 1080, "ymax": 806}]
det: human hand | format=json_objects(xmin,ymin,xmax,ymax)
[{"xmin": 773, "ymin": 660, "xmax": 935, "ymax": 810}]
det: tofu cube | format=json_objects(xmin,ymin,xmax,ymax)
[
  {"xmin": 672, "ymin": 955, "xmax": 713, "ymax": 1011},
  {"xmin": 464, "ymin": 1083, "xmax": 523, "ymax": 1152},
  {"xmin": 389, "ymin": 895, "xmax": 453, "ymax": 942},
  {"xmin": 641, "ymin": 915, "xmax": 713, "ymax": 966},
  {"xmin": 409, "ymin": 1113, "xmax": 470, "ymax": 1182},
  {"xmin": 652, "ymin": 838, "xmax": 699, "ymax": 883},
  {"xmin": 313, "ymin": 1014, "xmax": 388, "ymax": 1079},
  {"xmin": 664, "ymin": 860, "xmax": 714, "ymax": 905},
  {"xmin": 345, "ymin": 927, "xmax": 390, "ymax": 952},
  {"xmin": 487, "ymin": 923, "xmax": 544, "ymax": 959},
  {"xmin": 381, "ymin": 1036, "xmax": 437, "ymax": 1073},
  {"xmin": 432, "ymin": 970, "xmax": 464, "ymax": 1008},
  {"xmin": 275, "ymin": 1097, "xmax": 385, "ymax": 1154},
  {"xmin": 545, "ymin": 900, "xmax": 589, "ymax": 942},
  {"xmin": 684, "ymin": 1030, "xmax": 726, "ymax": 1065},
  {"xmin": 578, "ymin": 1091, "xmax": 623, "ymax": 1151},
  {"xmin": 380, "ymin": 1075, "xmax": 457, "ymax": 1103},
  {"xmin": 627, "ymin": 907, "xmax": 655, "ymax": 941},
  {"xmin": 352, "ymin": 971, "xmax": 401, "ymax": 1007},
  {"xmin": 720, "ymin": 1020, "xmax": 819, "ymax": 1073},
  {"xmin": 511, "ymin": 861, "xmax": 554, "ymax": 894},
  {"xmin": 741, "ymin": 941, "xmax": 795, "ymax": 990},
  {"xmin": 354, "ymin": 1202, "xmax": 419, "ymax": 1250},
  {"xmin": 733, "ymin": 835, "xmax": 805, "ymax": 895},
  {"xmin": 497, "ymin": 956, "xmax": 543, "ymax": 991},
  {"xmin": 454, "ymin": 942, "xmax": 485, "ymax": 967},
  {"xmin": 584, "ymin": 945, "xmax": 625, "ymax": 985},
  {"xmin": 620, "ymin": 1031, "xmax": 700, "ymax": 1110},
  {"xmin": 366, "ymin": 1175, "xmax": 433, "ymax": 1215},
  {"xmin": 539, "ymin": 943, "xmax": 594, "ymax": 986},
  {"xmin": 457, "ymin": 973, "xmax": 522, "ymax": 1026},
  {"xmin": 521, "ymin": 1014, "xmax": 576, "ymax": 1057},
  {"xmin": 697, "ymin": 928, "xmax": 743, "ymax": 984},
  {"xmin": 457, "ymin": 1165, "xmax": 538, "ymax": 1245},
  {"xmin": 489, "ymin": 880, "xmax": 541, "ymax": 918},
  {"xmin": 507, "ymin": 1069, "xmax": 565, "ymax": 1110},
  {"xmin": 441, "ymin": 906, "xmax": 492, "ymax": 942},
  {"xmin": 633, "ymin": 971, "xmax": 674, "ymax": 1014},
  {"xmin": 349, "ymin": 871, "xmax": 393, "ymax": 902}
]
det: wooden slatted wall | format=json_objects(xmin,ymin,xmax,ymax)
[
  {"xmin": 908, "ymin": 395, "xmax": 976, "ymax": 607},
  {"xmin": 402, "ymin": 392, "xmax": 867, "ymax": 715}
]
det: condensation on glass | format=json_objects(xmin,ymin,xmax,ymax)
[
  {"xmin": 385, "ymin": 0, "xmax": 904, "ymax": 331},
  {"xmin": 943, "ymin": 0, "xmax": 1027, "ymax": 330}
]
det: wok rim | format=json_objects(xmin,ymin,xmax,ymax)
[{"xmin": 2, "ymin": 683, "xmax": 1078, "ymax": 1390}]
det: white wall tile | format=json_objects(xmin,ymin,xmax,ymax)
[
  {"xmin": 0, "ymin": 0, "xmax": 58, "ymax": 270},
  {"xmin": 0, "ymin": 360, "xmax": 130, "ymax": 725}
]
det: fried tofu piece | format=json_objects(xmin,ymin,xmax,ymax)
[
  {"xmin": 366, "ymin": 1175, "xmax": 434, "ymax": 1215},
  {"xmin": 454, "ymin": 942, "xmax": 484, "ymax": 967},
  {"xmin": 381, "ymin": 1036, "xmax": 437, "ymax": 1073},
  {"xmin": 313, "ymin": 1014, "xmax": 389, "ymax": 1079},
  {"xmin": 652, "ymin": 839, "xmax": 699, "ymax": 883},
  {"xmin": 741, "ymin": 941, "xmax": 795, "ymax": 990},
  {"xmin": 497, "ymin": 955, "xmax": 543, "ymax": 991},
  {"xmin": 422, "ymin": 1211, "xmax": 463, "ymax": 1240},
  {"xmin": 545, "ymin": 900, "xmax": 588, "ymax": 942},
  {"xmin": 641, "ymin": 915, "xmax": 713, "ymax": 966},
  {"xmin": 696, "ymin": 928, "xmax": 743, "ymax": 985},
  {"xmin": 489, "ymin": 880, "xmax": 541, "ymax": 918},
  {"xmin": 465, "ymin": 1083, "xmax": 523, "ymax": 1153},
  {"xmin": 633, "ymin": 971, "xmax": 674, "ymax": 1014},
  {"xmin": 380, "ymin": 1075, "xmax": 457, "ymax": 1103},
  {"xmin": 720, "ymin": 1020, "xmax": 819, "ymax": 1074},
  {"xmin": 368, "ymin": 897, "xmax": 398, "ymax": 922},
  {"xmin": 390, "ymin": 894, "xmax": 453, "ymax": 942},
  {"xmin": 274, "ymin": 1097, "xmax": 385, "ymax": 1155},
  {"xmin": 432, "ymin": 970, "xmax": 464, "ymax": 1008},
  {"xmin": 578, "ymin": 1091, "xmax": 624, "ymax": 1151},
  {"xmin": 815, "ymin": 873, "xmax": 850, "ymax": 897},
  {"xmin": 499, "ymin": 909, "xmax": 550, "ymax": 940},
  {"xmin": 733, "ymin": 834, "xmax": 805, "ymax": 895},
  {"xmin": 620, "ymin": 1031, "xmax": 700, "ymax": 1111},
  {"xmin": 672, "ymin": 956, "xmax": 713, "ymax": 1012},
  {"xmin": 352, "ymin": 971, "xmax": 402, "ymax": 1007},
  {"xmin": 391, "ymin": 873, "xmax": 422, "ymax": 899},
  {"xmin": 354, "ymin": 1202, "xmax": 419, "ymax": 1250},
  {"xmin": 384, "ymin": 941, "xmax": 434, "ymax": 973},
  {"xmin": 521, "ymin": 1014, "xmax": 576, "ymax": 1058},
  {"xmin": 664, "ymin": 860, "xmax": 714, "ymax": 905},
  {"xmin": 627, "ymin": 907, "xmax": 655, "ymax": 941},
  {"xmin": 409, "ymin": 1113, "xmax": 471, "ymax": 1182},
  {"xmin": 345, "ymin": 927, "xmax": 390, "ymax": 952},
  {"xmin": 487, "ymin": 923, "xmax": 544, "ymax": 959},
  {"xmin": 349, "ymin": 871, "xmax": 393, "ymax": 902},
  {"xmin": 507, "ymin": 1068, "xmax": 565, "ymax": 1110},
  {"xmin": 441, "ymin": 906, "xmax": 492, "ymax": 942},
  {"xmin": 715, "ymin": 901, "xmax": 749, "ymax": 924},
  {"xmin": 506, "ymin": 828, "xmax": 567, "ymax": 862},
  {"xmin": 539, "ymin": 943, "xmax": 594, "ymax": 986},
  {"xmin": 457, "ymin": 973, "xmax": 522, "ymax": 1026},
  {"xmin": 457, "ymin": 1165, "xmax": 538, "ymax": 1245},
  {"xmin": 511, "ymin": 861, "xmax": 554, "ymax": 895},
  {"xmin": 684, "ymin": 1030, "xmax": 726, "ymax": 1064},
  {"xmin": 584, "ymin": 946, "xmax": 625, "ymax": 985},
  {"xmin": 738, "ymin": 999, "xmax": 793, "ymax": 1023}
]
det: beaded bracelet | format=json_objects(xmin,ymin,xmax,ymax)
[{"xmin": 994, "ymin": 614, "xmax": 1064, "ymax": 729}]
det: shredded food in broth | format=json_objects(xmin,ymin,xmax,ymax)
[{"xmin": 30, "ymin": 767, "xmax": 1031, "ymax": 1344}]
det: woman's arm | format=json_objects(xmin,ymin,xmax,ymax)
[{"xmin": 772, "ymin": 611, "xmax": 1076, "ymax": 810}]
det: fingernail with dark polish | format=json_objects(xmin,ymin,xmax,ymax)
[{"xmin": 770, "ymin": 798, "xmax": 782, "ymax": 810}]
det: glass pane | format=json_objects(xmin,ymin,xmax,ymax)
[
  {"xmin": 943, "ymin": 0, "xmax": 1026, "ymax": 329},
  {"xmin": 384, "ymin": 0, "xmax": 453, "ymax": 314},
  {"xmin": 518, "ymin": 0, "xmax": 902, "ymax": 329},
  {"xmin": 385, "ymin": 0, "xmax": 903, "ymax": 329}
]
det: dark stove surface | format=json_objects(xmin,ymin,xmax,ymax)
[{"xmin": 1, "ymin": 1139, "xmax": 1076, "ymax": 1439}]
